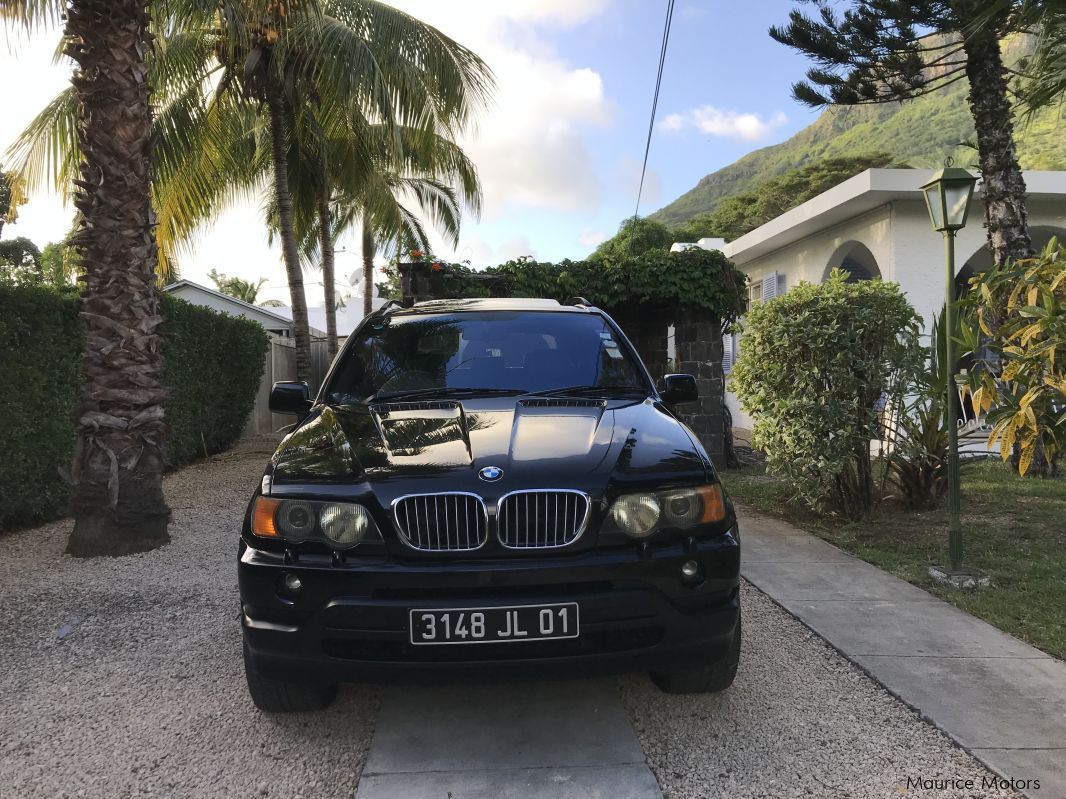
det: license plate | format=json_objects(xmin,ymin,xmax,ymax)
[{"xmin": 409, "ymin": 602, "xmax": 580, "ymax": 646}]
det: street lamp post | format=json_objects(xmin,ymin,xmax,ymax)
[{"xmin": 920, "ymin": 166, "xmax": 981, "ymax": 583}]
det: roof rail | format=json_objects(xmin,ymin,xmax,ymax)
[{"xmin": 566, "ymin": 296, "xmax": 592, "ymax": 307}]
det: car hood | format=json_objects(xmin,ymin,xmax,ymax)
[{"xmin": 270, "ymin": 397, "xmax": 710, "ymax": 500}]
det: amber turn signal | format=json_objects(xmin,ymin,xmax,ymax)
[
  {"xmin": 697, "ymin": 484, "xmax": 727, "ymax": 524},
  {"xmin": 252, "ymin": 497, "xmax": 282, "ymax": 538}
]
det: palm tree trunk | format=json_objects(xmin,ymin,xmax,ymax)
[
  {"xmin": 362, "ymin": 214, "xmax": 375, "ymax": 317},
  {"xmin": 265, "ymin": 81, "xmax": 313, "ymax": 383},
  {"xmin": 317, "ymin": 189, "xmax": 339, "ymax": 359},
  {"xmin": 959, "ymin": 16, "xmax": 1033, "ymax": 266},
  {"xmin": 64, "ymin": 0, "xmax": 169, "ymax": 556}
]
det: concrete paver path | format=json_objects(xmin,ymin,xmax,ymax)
[
  {"xmin": 740, "ymin": 507, "xmax": 1066, "ymax": 798},
  {"xmin": 356, "ymin": 679, "xmax": 661, "ymax": 799}
]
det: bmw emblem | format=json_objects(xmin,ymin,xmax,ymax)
[{"xmin": 478, "ymin": 466, "xmax": 504, "ymax": 482}]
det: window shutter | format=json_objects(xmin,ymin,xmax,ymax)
[
  {"xmin": 761, "ymin": 272, "xmax": 780, "ymax": 301},
  {"xmin": 722, "ymin": 333, "xmax": 734, "ymax": 375}
]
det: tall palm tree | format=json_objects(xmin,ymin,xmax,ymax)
[
  {"xmin": 1, "ymin": 0, "xmax": 171, "ymax": 555},
  {"xmin": 9, "ymin": 0, "xmax": 493, "ymax": 382},
  {"xmin": 277, "ymin": 123, "xmax": 482, "ymax": 356}
]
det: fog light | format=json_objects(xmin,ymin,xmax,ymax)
[
  {"xmin": 680, "ymin": 559, "xmax": 702, "ymax": 584},
  {"xmin": 278, "ymin": 572, "xmax": 303, "ymax": 600}
]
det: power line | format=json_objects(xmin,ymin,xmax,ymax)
[{"xmin": 634, "ymin": 0, "xmax": 676, "ymax": 220}]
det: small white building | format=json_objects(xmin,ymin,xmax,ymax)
[
  {"xmin": 693, "ymin": 168, "xmax": 1066, "ymax": 434},
  {"xmin": 163, "ymin": 279, "xmax": 309, "ymax": 338}
]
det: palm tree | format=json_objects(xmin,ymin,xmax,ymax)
[
  {"xmin": 208, "ymin": 268, "xmax": 269, "ymax": 303},
  {"xmin": 161, "ymin": 1, "xmax": 491, "ymax": 380},
  {"xmin": 277, "ymin": 124, "xmax": 482, "ymax": 356},
  {"xmin": 2, "ymin": 0, "xmax": 171, "ymax": 555},
  {"xmin": 9, "ymin": 1, "xmax": 493, "ymax": 382}
]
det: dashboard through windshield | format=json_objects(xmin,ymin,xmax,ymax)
[{"xmin": 326, "ymin": 311, "xmax": 647, "ymax": 403}]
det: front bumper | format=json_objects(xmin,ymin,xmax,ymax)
[{"xmin": 239, "ymin": 533, "xmax": 740, "ymax": 683}]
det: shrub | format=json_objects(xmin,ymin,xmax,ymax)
[
  {"xmin": 963, "ymin": 238, "xmax": 1065, "ymax": 476},
  {"xmin": 0, "ymin": 285, "xmax": 268, "ymax": 530},
  {"xmin": 731, "ymin": 271, "xmax": 922, "ymax": 519},
  {"xmin": 883, "ymin": 311, "xmax": 952, "ymax": 510}
]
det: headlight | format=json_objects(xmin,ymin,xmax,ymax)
[
  {"xmin": 608, "ymin": 484, "xmax": 726, "ymax": 539},
  {"xmin": 319, "ymin": 502, "xmax": 370, "ymax": 546},
  {"xmin": 611, "ymin": 493, "xmax": 661, "ymax": 537},
  {"xmin": 277, "ymin": 500, "xmax": 316, "ymax": 540},
  {"xmin": 251, "ymin": 497, "xmax": 377, "ymax": 549}
]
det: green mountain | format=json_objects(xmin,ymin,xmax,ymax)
[{"xmin": 651, "ymin": 71, "xmax": 1066, "ymax": 226}]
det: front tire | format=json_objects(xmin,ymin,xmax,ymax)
[
  {"xmin": 651, "ymin": 610, "xmax": 741, "ymax": 694},
  {"xmin": 243, "ymin": 639, "xmax": 337, "ymax": 712}
]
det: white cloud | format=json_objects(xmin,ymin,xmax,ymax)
[
  {"xmin": 659, "ymin": 106, "xmax": 788, "ymax": 141},
  {"xmin": 496, "ymin": 235, "xmax": 537, "ymax": 262},
  {"xmin": 577, "ymin": 229, "xmax": 607, "ymax": 248},
  {"xmin": 384, "ymin": 1, "xmax": 613, "ymax": 217}
]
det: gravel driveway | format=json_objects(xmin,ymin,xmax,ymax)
[
  {"xmin": 0, "ymin": 439, "xmax": 377, "ymax": 799},
  {"xmin": 622, "ymin": 583, "xmax": 1019, "ymax": 799},
  {"xmin": 1, "ymin": 440, "xmax": 1018, "ymax": 799}
]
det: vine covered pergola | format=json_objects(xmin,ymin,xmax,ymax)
[{"xmin": 395, "ymin": 248, "xmax": 748, "ymax": 466}]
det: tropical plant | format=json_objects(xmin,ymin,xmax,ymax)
[
  {"xmin": 884, "ymin": 313, "xmax": 954, "ymax": 510},
  {"xmin": 0, "ymin": 0, "xmax": 173, "ymax": 555},
  {"xmin": 731, "ymin": 271, "xmax": 924, "ymax": 519},
  {"xmin": 771, "ymin": 1, "xmax": 1034, "ymax": 267},
  {"xmin": 8, "ymin": 1, "xmax": 493, "ymax": 382},
  {"xmin": 273, "ymin": 123, "xmax": 482, "ymax": 356},
  {"xmin": 39, "ymin": 239, "xmax": 80, "ymax": 287},
  {"xmin": 589, "ymin": 216, "xmax": 674, "ymax": 261},
  {"xmin": 0, "ymin": 168, "xmax": 23, "ymax": 236},
  {"xmin": 963, "ymin": 238, "xmax": 1065, "ymax": 476},
  {"xmin": 0, "ymin": 237, "xmax": 43, "ymax": 285},
  {"xmin": 208, "ymin": 268, "xmax": 268, "ymax": 304},
  {"xmin": 1014, "ymin": 0, "xmax": 1066, "ymax": 112}
]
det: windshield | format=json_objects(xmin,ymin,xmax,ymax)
[{"xmin": 325, "ymin": 311, "xmax": 648, "ymax": 403}]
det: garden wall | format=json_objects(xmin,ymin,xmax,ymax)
[{"xmin": 0, "ymin": 285, "xmax": 268, "ymax": 531}]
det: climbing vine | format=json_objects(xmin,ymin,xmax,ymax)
[{"xmin": 384, "ymin": 247, "xmax": 748, "ymax": 330}]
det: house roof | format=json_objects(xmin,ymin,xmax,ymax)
[
  {"xmin": 163, "ymin": 279, "xmax": 295, "ymax": 326},
  {"xmin": 721, "ymin": 168, "xmax": 1066, "ymax": 265}
]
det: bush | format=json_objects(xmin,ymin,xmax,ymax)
[
  {"xmin": 883, "ymin": 311, "xmax": 952, "ymax": 510},
  {"xmin": 731, "ymin": 271, "xmax": 922, "ymax": 519},
  {"xmin": 0, "ymin": 285, "xmax": 268, "ymax": 530},
  {"xmin": 963, "ymin": 238, "xmax": 1065, "ymax": 476}
]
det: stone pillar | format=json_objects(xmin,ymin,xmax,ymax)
[
  {"xmin": 610, "ymin": 305, "xmax": 670, "ymax": 383},
  {"xmin": 674, "ymin": 306, "xmax": 725, "ymax": 466},
  {"xmin": 398, "ymin": 262, "xmax": 442, "ymax": 305}
]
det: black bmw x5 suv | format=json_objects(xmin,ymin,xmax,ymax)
[{"xmin": 240, "ymin": 298, "xmax": 740, "ymax": 711}]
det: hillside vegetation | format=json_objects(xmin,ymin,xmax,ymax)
[{"xmin": 652, "ymin": 58, "xmax": 1066, "ymax": 226}]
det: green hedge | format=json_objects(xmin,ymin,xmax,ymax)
[{"xmin": 0, "ymin": 285, "xmax": 268, "ymax": 530}]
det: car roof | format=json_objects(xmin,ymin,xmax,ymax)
[{"xmin": 388, "ymin": 297, "xmax": 595, "ymax": 315}]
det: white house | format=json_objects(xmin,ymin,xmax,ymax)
[
  {"xmin": 163, "ymin": 279, "xmax": 311, "ymax": 338},
  {"xmin": 163, "ymin": 279, "xmax": 387, "ymax": 339},
  {"xmin": 693, "ymin": 168, "xmax": 1066, "ymax": 434}
]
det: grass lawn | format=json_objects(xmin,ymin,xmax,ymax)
[{"xmin": 723, "ymin": 460, "xmax": 1066, "ymax": 660}]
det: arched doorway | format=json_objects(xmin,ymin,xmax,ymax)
[{"xmin": 823, "ymin": 241, "xmax": 882, "ymax": 283}]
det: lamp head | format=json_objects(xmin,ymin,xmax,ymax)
[{"xmin": 921, "ymin": 167, "xmax": 978, "ymax": 233}]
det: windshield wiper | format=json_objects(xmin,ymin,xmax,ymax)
[
  {"xmin": 524, "ymin": 384, "xmax": 647, "ymax": 399},
  {"xmin": 369, "ymin": 386, "xmax": 527, "ymax": 402}
]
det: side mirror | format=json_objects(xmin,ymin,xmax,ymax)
[
  {"xmin": 270, "ymin": 381, "xmax": 312, "ymax": 416},
  {"xmin": 659, "ymin": 373, "xmax": 699, "ymax": 405}
]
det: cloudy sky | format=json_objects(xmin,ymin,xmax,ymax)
[{"xmin": 0, "ymin": 0, "xmax": 815, "ymax": 307}]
